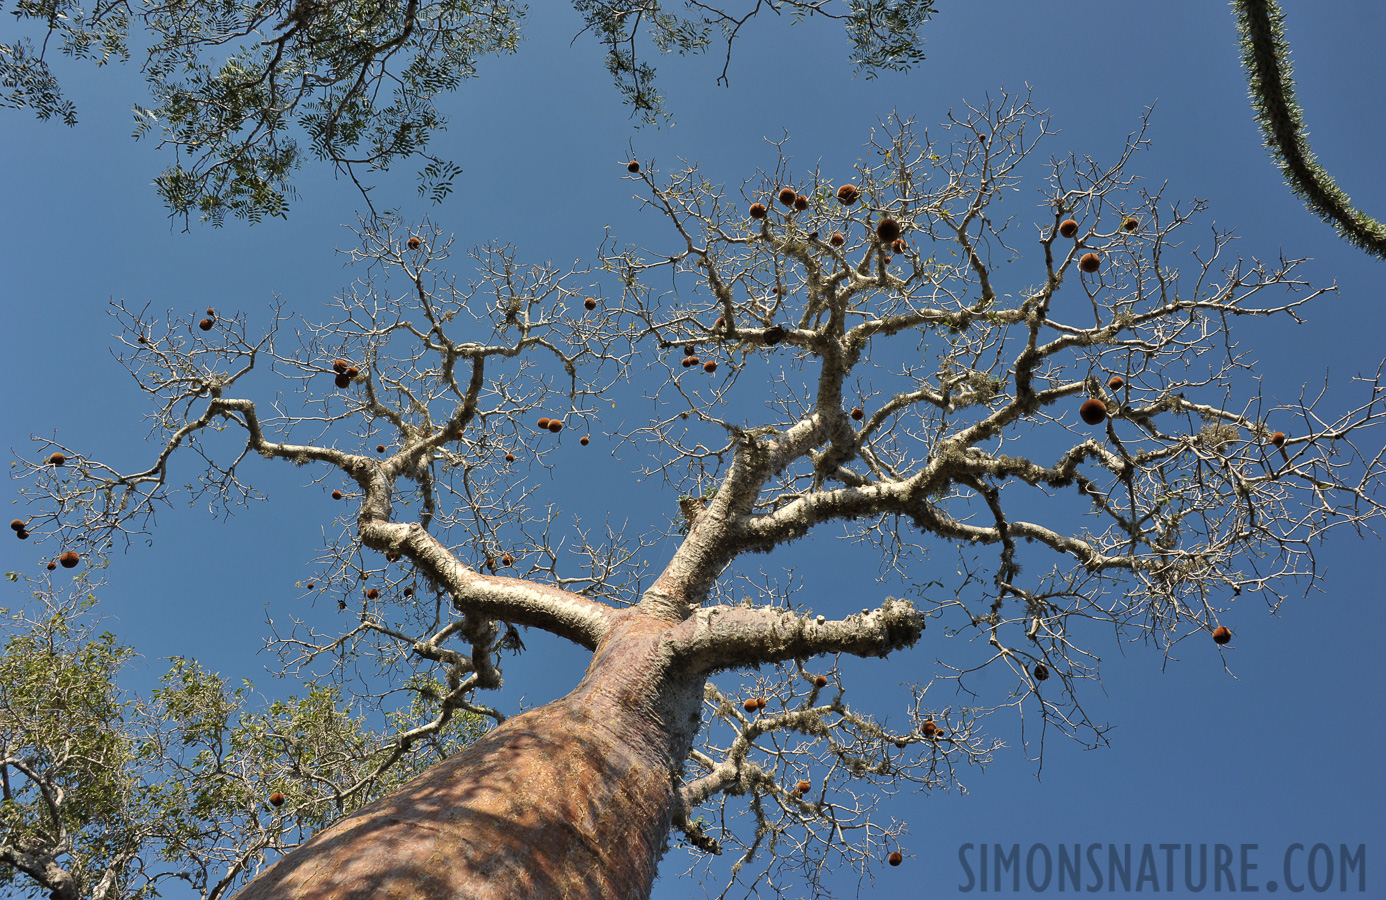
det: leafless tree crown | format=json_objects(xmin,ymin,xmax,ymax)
[{"xmin": 11, "ymin": 92, "xmax": 1386, "ymax": 898}]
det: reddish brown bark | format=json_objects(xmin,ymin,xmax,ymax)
[{"xmin": 233, "ymin": 615, "xmax": 697, "ymax": 900}]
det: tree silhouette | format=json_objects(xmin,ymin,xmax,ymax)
[
  {"xmin": 6, "ymin": 94, "xmax": 1385, "ymax": 898},
  {"xmin": 8, "ymin": 0, "xmax": 1380, "ymax": 256},
  {"xmin": 0, "ymin": 0, "xmax": 935, "ymax": 225}
]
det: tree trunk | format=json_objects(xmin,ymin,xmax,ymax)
[{"xmin": 233, "ymin": 614, "xmax": 700, "ymax": 900}]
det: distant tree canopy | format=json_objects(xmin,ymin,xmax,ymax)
[
  {"xmin": 0, "ymin": 0, "xmax": 936, "ymax": 225},
  {"xmin": 8, "ymin": 1, "xmax": 1378, "ymax": 257},
  {"xmin": 0, "ymin": 589, "xmax": 488, "ymax": 900}
]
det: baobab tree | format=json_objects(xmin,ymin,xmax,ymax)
[{"xmin": 7, "ymin": 94, "xmax": 1385, "ymax": 899}]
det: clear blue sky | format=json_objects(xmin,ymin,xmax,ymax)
[{"xmin": 2, "ymin": 2, "xmax": 1383, "ymax": 897}]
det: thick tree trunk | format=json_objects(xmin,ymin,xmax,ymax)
[{"xmin": 232, "ymin": 615, "xmax": 699, "ymax": 900}]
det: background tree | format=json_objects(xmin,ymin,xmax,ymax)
[
  {"xmin": 7, "ymin": 0, "xmax": 1381, "ymax": 257},
  {"xmin": 0, "ymin": 0, "xmax": 935, "ymax": 224},
  {"xmin": 0, "ymin": 580, "xmax": 487, "ymax": 900},
  {"xmin": 6, "ymin": 94, "xmax": 1384, "ymax": 898}
]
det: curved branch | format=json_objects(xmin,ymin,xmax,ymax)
[
  {"xmin": 359, "ymin": 520, "xmax": 616, "ymax": 649},
  {"xmin": 1234, "ymin": 0, "xmax": 1386, "ymax": 258},
  {"xmin": 671, "ymin": 597, "xmax": 925, "ymax": 675}
]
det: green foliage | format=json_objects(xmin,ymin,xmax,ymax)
[
  {"xmin": 6, "ymin": 0, "xmax": 525, "ymax": 225},
  {"xmin": 13, "ymin": 0, "xmax": 1379, "ymax": 251},
  {"xmin": 0, "ymin": 589, "xmax": 488, "ymax": 899},
  {"xmin": 0, "ymin": 595, "xmax": 144, "ymax": 899},
  {"xmin": 1, "ymin": 0, "xmax": 129, "ymax": 126},
  {"xmin": 845, "ymin": 0, "xmax": 936, "ymax": 77},
  {"xmin": 5, "ymin": 0, "xmax": 938, "ymax": 222},
  {"xmin": 0, "ymin": 38, "xmax": 79, "ymax": 125},
  {"xmin": 572, "ymin": 0, "xmax": 934, "ymax": 123}
]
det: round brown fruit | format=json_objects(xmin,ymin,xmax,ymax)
[
  {"xmin": 892, "ymin": 238, "xmax": 907, "ymax": 254},
  {"xmin": 627, "ymin": 160, "xmax": 640, "ymax": 173},
  {"xmin": 743, "ymin": 699, "xmax": 758, "ymax": 712},
  {"xmin": 548, "ymin": 420, "xmax": 563, "ymax": 433},
  {"xmin": 876, "ymin": 218, "xmax": 902, "ymax": 244},
  {"xmin": 537, "ymin": 417, "xmax": 551, "ymax": 429},
  {"xmin": 1033, "ymin": 663, "xmax": 1050, "ymax": 681},
  {"xmin": 48, "ymin": 452, "xmax": 66, "ymax": 466},
  {"xmin": 921, "ymin": 719, "xmax": 939, "ymax": 737},
  {"xmin": 755, "ymin": 697, "xmax": 767, "ymax": 710},
  {"xmin": 1108, "ymin": 375, "xmax": 1125, "ymax": 391},
  {"xmin": 333, "ymin": 359, "xmax": 349, "ymax": 374},
  {"xmin": 1212, "ymin": 625, "xmax": 1232, "ymax": 645},
  {"xmin": 685, "ymin": 346, "xmax": 696, "ymax": 357},
  {"xmin": 345, "ymin": 367, "xmax": 359, "ymax": 379},
  {"xmin": 199, "ymin": 318, "xmax": 214, "ymax": 331},
  {"xmin": 501, "ymin": 554, "xmax": 514, "ymax": 566},
  {"xmin": 814, "ymin": 675, "xmax": 829, "ymax": 688},
  {"xmin": 1079, "ymin": 398, "xmax": 1107, "ymax": 425},
  {"xmin": 851, "ymin": 407, "xmax": 864, "ymax": 421},
  {"xmin": 778, "ymin": 187, "xmax": 797, "ymax": 207},
  {"xmin": 59, "ymin": 551, "xmax": 80, "ymax": 568},
  {"xmin": 584, "ymin": 297, "xmax": 597, "ymax": 311},
  {"xmin": 332, "ymin": 490, "xmax": 343, "ymax": 500},
  {"xmin": 402, "ymin": 587, "xmax": 413, "ymax": 597},
  {"xmin": 1058, "ymin": 219, "xmax": 1079, "ymax": 238},
  {"xmin": 829, "ymin": 232, "xmax": 845, "ymax": 247},
  {"xmin": 703, "ymin": 360, "xmax": 717, "ymax": 373},
  {"xmin": 365, "ymin": 588, "xmax": 379, "ymax": 599},
  {"xmin": 1122, "ymin": 216, "xmax": 1139, "ymax": 232},
  {"xmin": 335, "ymin": 373, "xmax": 352, "ymax": 389},
  {"xmin": 749, "ymin": 203, "xmax": 768, "ymax": 220},
  {"xmin": 269, "ymin": 792, "xmax": 285, "ymax": 807},
  {"xmin": 836, "ymin": 184, "xmax": 859, "ymax": 205},
  {"xmin": 1079, "ymin": 252, "xmax": 1101, "ymax": 273},
  {"xmin": 714, "ymin": 317, "xmax": 726, "ymax": 329},
  {"xmin": 376, "ymin": 444, "xmax": 386, "ymax": 453},
  {"xmin": 138, "ymin": 335, "xmax": 148, "ymax": 344},
  {"xmin": 407, "ymin": 236, "xmax": 422, "ymax": 249},
  {"xmin": 505, "ymin": 452, "xmax": 515, "ymax": 463},
  {"xmin": 889, "ymin": 851, "xmax": 903, "ymax": 867},
  {"xmin": 1270, "ymin": 431, "xmax": 1286, "ymax": 448},
  {"xmin": 580, "ymin": 436, "xmax": 590, "ymax": 446},
  {"xmin": 10, "ymin": 519, "xmax": 24, "ymax": 532},
  {"xmin": 46, "ymin": 560, "xmax": 56, "ymax": 571},
  {"xmin": 793, "ymin": 194, "xmax": 809, "ymax": 211},
  {"xmin": 15, "ymin": 530, "xmax": 27, "ymax": 540},
  {"xmin": 796, "ymin": 780, "xmax": 811, "ymax": 794},
  {"xmin": 306, "ymin": 582, "xmax": 315, "ymax": 590}
]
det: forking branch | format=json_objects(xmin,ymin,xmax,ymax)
[{"xmin": 11, "ymin": 89, "xmax": 1386, "ymax": 899}]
